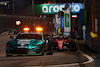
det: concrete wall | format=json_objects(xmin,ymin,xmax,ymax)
[
  {"xmin": 85, "ymin": 0, "xmax": 93, "ymax": 49},
  {"xmin": 0, "ymin": 15, "xmax": 13, "ymax": 33},
  {"xmin": 95, "ymin": 0, "xmax": 100, "ymax": 55},
  {"xmin": 84, "ymin": 0, "xmax": 100, "ymax": 52},
  {"xmin": 0, "ymin": 15, "xmax": 54, "ymax": 34}
]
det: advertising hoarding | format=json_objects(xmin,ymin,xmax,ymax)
[
  {"xmin": 65, "ymin": 14, "xmax": 70, "ymax": 27},
  {"xmin": 61, "ymin": 16, "xmax": 64, "ymax": 28},
  {"xmin": 34, "ymin": 3, "xmax": 83, "ymax": 14},
  {"xmin": 80, "ymin": 9, "xmax": 89, "ymax": 26}
]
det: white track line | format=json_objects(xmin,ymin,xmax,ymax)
[
  {"xmin": 28, "ymin": 51, "xmax": 94, "ymax": 67},
  {"xmin": 80, "ymin": 51, "xmax": 94, "ymax": 64}
]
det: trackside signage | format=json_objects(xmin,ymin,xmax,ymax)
[
  {"xmin": 34, "ymin": 3, "xmax": 83, "ymax": 14},
  {"xmin": 65, "ymin": 14, "xmax": 70, "ymax": 27}
]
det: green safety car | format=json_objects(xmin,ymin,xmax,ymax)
[{"xmin": 6, "ymin": 32, "xmax": 53, "ymax": 57}]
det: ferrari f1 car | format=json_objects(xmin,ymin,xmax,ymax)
[
  {"xmin": 52, "ymin": 35, "xmax": 77, "ymax": 51},
  {"xmin": 6, "ymin": 32, "xmax": 53, "ymax": 57}
]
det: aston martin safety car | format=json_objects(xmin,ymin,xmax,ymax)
[{"xmin": 6, "ymin": 32, "xmax": 53, "ymax": 57}]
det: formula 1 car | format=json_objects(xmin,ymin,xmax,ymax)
[
  {"xmin": 6, "ymin": 32, "xmax": 53, "ymax": 57},
  {"xmin": 52, "ymin": 35, "xmax": 77, "ymax": 51}
]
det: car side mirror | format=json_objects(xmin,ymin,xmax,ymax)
[
  {"xmin": 43, "ymin": 40, "xmax": 45, "ymax": 42},
  {"xmin": 10, "ymin": 36, "xmax": 14, "ymax": 39}
]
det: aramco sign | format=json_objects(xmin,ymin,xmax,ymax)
[
  {"xmin": 34, "ymin": 3, "xmax": 83, "ymax": 14},
  {"xmin": 42, "ymin": 5, "xmax": 65, "ymax": 13}
]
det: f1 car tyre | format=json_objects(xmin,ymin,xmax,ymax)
[
  {"xmin": 41, "ymin": 45, "xmax": 45, "ymax": 55},
  {"xmin": 53, "ymin": 42, "xmax": 57, "ymax": 50}
]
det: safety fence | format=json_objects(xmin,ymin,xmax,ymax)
[{"xmin": 0, "ymin": 14, "xmax": 54, "ymax": 34}]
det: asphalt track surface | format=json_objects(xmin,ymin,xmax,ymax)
[{"xmin": 0, "ymin": 32, "xmax": 95, "ymax": 67}]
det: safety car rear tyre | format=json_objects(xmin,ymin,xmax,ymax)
[{"xmin": 53, "ymin": 42, "xmax": 57, "ymax": 50}]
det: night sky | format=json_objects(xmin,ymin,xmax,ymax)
[
  {"xmin": 1, "ymin": 0, "xmax": 81, "ymax": 15},
  {"xmin": 2, "ymin": 0, "xmax": 81, "ymax": 4},
  {"xmin": 34, "ymin": 0, "xmax": 81, "ymax": 4}
]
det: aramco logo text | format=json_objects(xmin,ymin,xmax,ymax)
[
  {"xmin": 42, "ymin": 5, "xmax": 65, "ymax": 13},
  {"xmin": 41, "ymin": 3, "xmax": 82, "ymax": 13}
]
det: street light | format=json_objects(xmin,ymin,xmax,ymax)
[
  {"xmin": 0, "ymin": 1, "xmax": 9, "ymax": 5},
  {"xmin": 16, "ymin": 20, "xmax": 21, "ymax": 25}
]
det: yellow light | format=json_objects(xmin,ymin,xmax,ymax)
[
  {"xmin": 36, "ymin": 27, "xmax": 43, "ymax": 32},
  {"xmin": 23, "ymin": 27, "xmax": 29, "ymax": 31}
]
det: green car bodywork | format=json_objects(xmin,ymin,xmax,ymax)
[{"xmin": 6, "ymin": 32, "xmax": 53, "ymax": 56}]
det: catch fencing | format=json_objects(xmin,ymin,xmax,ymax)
[{"xmin": 0, "ymin": 14, "xmax": 54, "ymax": 34}]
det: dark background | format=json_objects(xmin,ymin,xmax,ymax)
[
  {"xmin": 0, "ymin": 0, "xmax": 83, "ymax": 34},
  {"xmin": 0, "ymin": 0, "xmax": 82, "ymax": 15}
]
